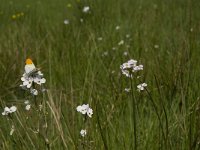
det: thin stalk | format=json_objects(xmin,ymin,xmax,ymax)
[
  {"xmin": 96, "ymin": 100, "xmax": 108, "ymax": 150},
  {"xmin": 145, "ymin": 88, "xmax": 166, "ymax": 143},
  {"xmin": 154, "ymin": 75, "xmax": 170, "ymax": 149},
  {"xmin": 130, "ymin": 77, "xmax": 137, "ymax": 150},
  {"xmin": 82, "ymin": 115, "xmax": 88, "ymax": 150}
]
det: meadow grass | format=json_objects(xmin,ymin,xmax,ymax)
[{"xmin": 0, "ymin": 0, "xmax": 200, "ymax": 149}]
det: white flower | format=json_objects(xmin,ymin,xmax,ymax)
[
  {"xmin": 118, "ymin": 40, "xmax": 124, "ymax": 45},
  {"xmin": 81, "ymin": 104, "xmax": 89, "ymax": 114},
  {"xmin": 10, "ymin": 106, "xmax": 17, "ymax": 113},
  {"xmin": 87, "ymin": 108, "xmax": 93, "ymax": 118},
  {"xmin": 111, "ymin": 70, "xmax": 115, "ymax": 74},
  {"xmin": 97, "ymin": 37, "xmax": 103, "ymax": 41},
  {"xmin": 80, "ymin": 129, "xmax": 87, "ymax": 137},
  {"xmin": 126, "ymin": 34, "xmax": 130, "ymax": 38},
  {"xmin": 120, "ymin": 62, "xmax": 131, "ymax": 70},
  {"xmin": 34, "ymin": 77, "xmax": 46, "ymax": 85},
  {"xmin": 64, "ymin": 19, "xmax": 69, "ymax": 25},
  {"xmin": 24, "ymin": 100, "xmax": 30, "ymax": 105},
  {"xmin": 25, "ymin": 104, "xmax": 31, "ymax": 111},
  {"xmin": 120, "ymin": 59, "xmax": 143, "ymax": 78},
  {"xmin": 125, "ymin": 88, "xmax": 131, "ymax": 92},
  {"xmin": 123, "ymin": 51, "xmax": 128, "ymax": 56},
  {"xmin": 112, "ymin": 47, "xmax": 116, "ymax": 50},
  {"xmin": 30, "ymin": 89, "xmax": 38, "ymax": 95},
  {"xmin": 20, "ymin": 58, "xmax": 46, "ymax": 95},
  {"xmin": 121, "ymin": 69, "xmax": 132, "ymax": 78},
  {"xmin": 80, "ymin": 18, "xmax": 84, "ymax": 22},
  {"xmin": 2, "ymin": 107, "xmax": 10, "ymax": 115},
  {"xmin": 21, "ymin": 76, "xmax": 33, "ymax": 88},
  {"xmin": 137, "ymin": 83, "xmax": 147, "ymax": 91},
  {"xmin": 133, "ymin": 65, "xmax": 143, "ymax": 72},
  {"xmin": 102, "ymin": 51, "xmax": 108, "ymax": 56},
  {"xmin": 76, "ymin": 105, "xmax": 83, "ymax": 112},
  {"xmin": 83, "ymin": 6, "xmax": 90, "ymax": 13},
  {"xmin": 127, "ymin": 59, "xmax": 137, "ymax": 66},
  {"xmin": 115, "ymin": 26, "xmax": 120, "ymax": 30},
  {"xmin": 2, "ymin": 106, "xmax": 17, "ymax": 115},
  {"xmin": 76, "ymin": 104, "xmax": 93, "ymax": 118},
  {"xmin": 76, "ymin": 104, "xmax": 89, "ymax": 114},
  {"xmin": 154, "ymin": 45, "xmax": 159, "ymax": 49},
  {"xmin": 37, "ymin": 71, "xmax": 43, "ymax": 76}
]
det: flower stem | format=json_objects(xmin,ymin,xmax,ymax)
[{"xmin": 130, "ymin": 77, "xmax": 137, "ymax": 150}]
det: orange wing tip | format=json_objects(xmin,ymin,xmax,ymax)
[{"xmin": 26, "ymin": 58, "xmax": 33, "ymax": 65}]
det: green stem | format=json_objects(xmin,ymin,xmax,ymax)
[
  {"xmin": 145, "ymin": 88, "xmax": 166, "ymax": 143},
  {"xmin": 130, "ymin": 77, "xmax": 137, "ymax": 150}
]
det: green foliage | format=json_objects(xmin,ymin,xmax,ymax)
[{"xmin": 0, "ymin": 0, "xmax": 200, "ymax": 149}]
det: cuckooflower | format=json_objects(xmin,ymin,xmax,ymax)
[
  {"xmin": 87, "ymin": 108, "xmax": 93, "ymax": 118},
  {"xmin": 120, "ymin": 59, "xmax": 143, "ymax": 78},
  {"xmin": 80, "ymin": 129, "xmax": 87, "ymax": 137},
  {"xmin": 2, "ymin": 106, "xmax": 17, "ymax": 115},
  {"xmin": 20, "ymin": 58, "xmax": 46, "ymax": 94},
  {"xmin": 76, "ymin": 104, "xmax": 93, "ymax": 118},
  {"xmin": 118, "ymin": 40, "xmax": 124, "ymax": 45},
  {"xmin": 115, "ymin": 26, "xmax": 120, "ymax": 30},
  {"xmin": 25, "ymin": 105, "xmax": 31, "ymax": 111},
  {"xmin": 21, "ymin": 77, "xmax": 33, "ymax": 88},
  {"xmin": 125, "ymin": 88, "xmax": 131, "ymax": 92},
  {"xmin": 83, "ymin": 6, "xmax": 90, "ymax": 13},
  {"xmin": 137, "ymin": 83, "xmax": 147, "ymax": 91}
]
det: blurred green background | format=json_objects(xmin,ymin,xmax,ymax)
[{"xmin": 0, "ymin": 0, "xmax": 200, "ymax": 149}]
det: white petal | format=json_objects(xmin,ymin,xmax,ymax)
[
  {"xmin": 27, "ymin": 83, "xmax": 32, "ymax": 88},
  {"xmin": 23, "ymin": 81, "xmax": 29, "ymax": 86},
  {"xmin": 76, "ymin": 106, "xmax": 82, "ymax": 112},
  {"xmin": 40, "ymin": 78, "xmax": 46, "ymax": 84},
  {"xmin": 25, "ymin": 105, "xmax": 31, "ymax": 111},
  {"xmin": 34, "ymin": 77, "xmax": 39, "ymax": 83},
  {"xmin": 10, "ymin": 106, "xmax": 17, "ymax": 113},
  {"xmin": 87, "ymin": 108, "xmax": 93, "ymax": 118},
  {"xmin": 4, "ymin": 107, "xmax": 10, "ymax": 112},
  {"xmin": 2, "ymin": 112, "xmax": 6, "ymax": 115},
  {"xmin": 142, "ymin": 83, "xmax": 147, "ymax": 87},
  {"xmin": 24, "ymin": 100, "xmax": 30, "ymax": 105},
  {"xmin": 21, "ymin": 77, "xmax": 26, "ymax": 81}
]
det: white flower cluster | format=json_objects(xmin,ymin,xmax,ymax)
[
  {"xmin": 20, "ymin": 71, "xmax": 46, "ymax": 89},
  {"xmin": 20, "ymin": 59, "xmax": 46, "ymax": 96},
  {"xmin": 121, "ymin": 59, "xmax": 147, "ymax": 92},
  {"xmin": 137, "ymin": 83, "xmax": 147, "ymax": 91},
  {"xmin": 76, "ymin": 104, "xmax": 93, "ymax": 118},
  {"xmin": 80, "ymin": 129, "xmax": 87, "ymax": 137},
  {"xmin": 120, "ymin": 59, "xmax": 143, "ymax": 78},
  {"xmin": 2, "ymin": 106, "xmax": 17, "ymax": 116}
]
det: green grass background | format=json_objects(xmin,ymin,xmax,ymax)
[{"xmin": 0, "ymin": 0, "xmax": 200, "ymax": 149}]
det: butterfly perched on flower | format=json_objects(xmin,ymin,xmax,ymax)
[{"xmin": 25, "ymin": 58, "xmax": 40, "ymax": 77}]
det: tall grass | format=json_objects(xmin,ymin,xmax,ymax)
[{"xmin": 0, "ymin": 0, "xmax": 200, "ymax": 149}]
